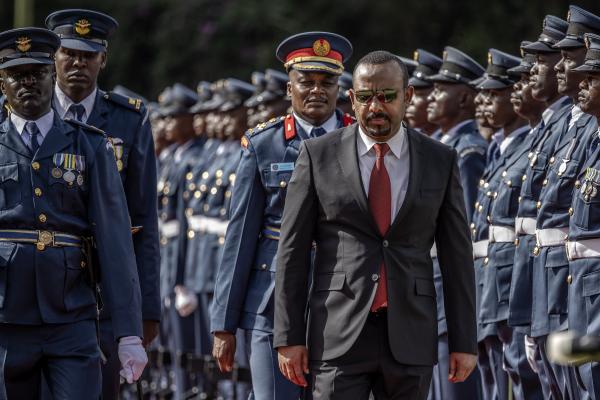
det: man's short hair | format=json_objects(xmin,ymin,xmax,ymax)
[{"xmin": 353, "ymin": 50, "xmax": 409, "ymax": 88}]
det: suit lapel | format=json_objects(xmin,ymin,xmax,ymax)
[
  {"xmin": 86, "ymin": 90, "xmax": 108, "ymax": 130},
  {"xmin": 34, "ymin": 114, "xmax": 74, "ymax": 161},
  {"xmin": 336, "ymin": 125, "xmax": 379, "ymax": 233},
  {"xmin": 0, "ymin": 119, "xmax": 32, "ymax": 158},
  {"xmin": 388, "ymin": 129, "xmax": 422, "ymax": 233}
]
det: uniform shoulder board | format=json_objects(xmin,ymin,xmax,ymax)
[
  {"xmin": 342, "ymin": 113, "xmax": 355, "ymax": 126},
  {"xmin": 459, "ymin": 146, "xmax": 486, "ymax": 158},
  {"xmin": 64, "ymin": 118, "xmax": 106, "ymax": 136},
  {"xmin": 247, "ymin": 115, "xmax": 285, "ymax": 137},
  {"xmin": 104, "ymin": 91, "xmax": 144, "ymax": 113}
]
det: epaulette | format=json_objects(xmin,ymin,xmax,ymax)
[
  {"xmin": 343, "ymin": 113, "xmax": 355, "ymax": 127},
  {"xmin": 64, "ymin": 118, "xmax": 106, "ymax": 136},
  {"xmin": 459, "ymin": 146, "xmax": 486, "ymax": 158},
  {"xmin": 241, "ymin": 116, "xmax": 285, "ymax": 148},
  {"xmin": 103, "ymin": 91, "xmax": 144, "ymax": 113}
]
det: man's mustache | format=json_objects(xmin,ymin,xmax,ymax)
[{"xmin": 366, "ymin": 112, "xmax": 390, "ymax": 122}]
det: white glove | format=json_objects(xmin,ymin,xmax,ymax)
[
  {"xmin": 524, "ymin": 335, "xmax": 539, "ymax": 373},
  {"xmin": 174, "ymin": 285, "xmax": 198, "ymax": 317},
  {"xmin": 118, "ymin": 336, "xmax": 148, "ymax": 384}
]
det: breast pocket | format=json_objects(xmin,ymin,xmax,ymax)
[
  {"xmin": 263, "ymin": 169, "xmax": 292, "ymax": 205},
  {"xmin": 0, "ymin": 163, "xmax": 21, "ymax": 210},
  {"xmin": 493, "ymin": 175, "xmax": 522, "ymax": 219},
  {"xmin": 573, "ymin": 181, "xmax": 600, "ymax": 230}
]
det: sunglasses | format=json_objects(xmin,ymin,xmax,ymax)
[{"xmin": 353, "ymin": 89, "xmax": 398, "ymax": 104}]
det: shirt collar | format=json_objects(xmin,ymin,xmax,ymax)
[
  {"xmin": 293, "ymin": 111, "xmax": 337, "ymax": 136},
  {"xmin": 53, "ymin": 83, "xmax": 97, "ymax": 121},
  {"xmin": 357, "ymin": 123, "xmax": 406, "ymax": 158},
  {"xmin": 10, "ymin": 110, "xmax": 54, "ymax": 138},
  {"xmin": 444, "ymin": 119, "xmax": 474, "ymax": 140},
  {"xmin": 542, "ymin": 95, "xmax": 569, "ymax": 125}
]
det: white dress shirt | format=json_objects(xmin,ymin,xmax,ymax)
[
  {"xmin": 293, "ymin": 112, "xmax": 337, "ymax": 136},
  {"xmin": 10, "ymin": 110, "xmax": 54, "ymax": 148},
  {"xmin": 357, "ymin": 124, "xmax": 410, "ymax": 220},
  {"xmin": 53, "ymin": 83, "xmax": 97, "ymax": 123}
]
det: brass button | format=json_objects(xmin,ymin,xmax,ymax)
[
  {"xmin": 216, "ymin": 178, "xmax": 223, "ymax": 186},
  {"xmin": 550, "ymin": 156, "xmax": 555, "ymax": 164},
  {"xmin": 216, "ymin": 170, "xmax": 224, "ymax": 178},
  {"xmin": 475, "ymin": 202, "xmax": 480, "ymax": 209},
  {"xmin": 34, "ymin": 188, "xmax": 42, "ymax": 197},
  {"xmin": 185, "ymin": 208, "xmax": 193, "ymax": 217},
  {"xmin": 194, "ymin": 190, "xmax": 201, "ymax": 198},
  {"xmin": 202, "ymin": 171, "xmax": 209, "ymax": 179},
  {"xmin": 220, "ymin": 208, "xmax": 227, "ymax": 216},
  {"xmin": 188, "ymin": 230, "xmax": 195, "ymax": 239},
  {"xmin": 568, "ymin": 207, "xmax": 574, "ymax": 216},
  {"xmin": 514, "ymin": 238, "xmax": 519, "ymax": 246},
  {"xmin": 279, "ymin": 180, "xmax": 287, "ymax": 188},
  {"xmin": 486, "ymin": 191, "xmax": 492, "ymax": 197},
  {"xmin": 567, "ymin": 275, "xmax": 572, "ymax": 285},
  {"xmin": 225, "ymin": 190, "xmax": 232, "ymax": 198},
  {"xmin": 31, "ymin": 161, "xmax": 40, "ymax": 171},
  {"xmin": 478, "ymin": 205, "xmax": 483, "ymax": 212},
  {"xmin": 161, "ymin": 197, "xmax": 168, "ymax": 206},
  {"xmin": 160, "ymin": 237, "xmax": 168, "ymax": 246},
  {"xmin": 260, "ymin": 263, "xmax": 268, "ymax": 271},
  {"xmin": 575, "ymin": 180, "xmax": 581, "ymax": 189},
  {"xmin": 182, "ymin": 191, "xmax": 190, "ymax": 200},
  {"xmin": 502, "ymin": 171, "xmax": 507, "ymax": 177},
  {"xmin": 536, "ymin": 201, "xmax": 542, "ymax": 209},
  {"xmin": 518, "ymin": 196, "xmax": 522, "ymax": 203},
  {"xmin": 470, "ymin": 223, "xmax": 475, "ymax": 229},
  {"xmin": 522, "ymin": 174, "xmax": 527, "ymax": 181},
  {"xmin": 186, "ymin": 172, "xmax": 193, "ymax": 181},
  {"xmin": 543, "ymin": 179, "xmax": 548, "ymax": 186},
  {"xmin": 163, "ymin": 186, "xmax": 170, "ymax": 195},
  {"xmin": 203, "ymin": 204, "xmax": 210, "ymax": 212},
  {"xmin": 507, "ymin": 180, "xmax": 512, "ymax": 187},
  {"xmin": 483, "ymin": 257, "xmax": 489, "ymax": 265},
  {"xmin": 36, "ymin": 242, "xmax": 45, "ymax": 251},
  {"xmin": 533, "ymin": 246, "xmax": 540, "ymax": 256},
  {"xmin": 210, "ymin": 187, "xmax": 218, "ymax": 195},
  {"xmin": 38, "ymin": 213, "xmax": 47, "ymax": 223},
  {"xmin": 188, "ymin": 183, "xmax": 196, "ymax": 191},
  {"xmin": 80, "ymin": 261, "xmax": 86, "ymax": 268},
  {"xmin": 484, "ymin": 182, "xmax": 490, "ymax": 188},
  {"xmin": 494, "ymin": 192, "xmax": 498, "ymax": 199},
  {"xmin": 371, "ymin": 273, "xmax": 379, "ymax": 282},
  {"xmin": 479, "ymin": 179, "xmax": 485, "ymax": 187},
  {"xmin": 218, "ymin": 236, "xmax": 225, "ymax": 245},
  {"xmin": 200, "ymin": 184, "xmax": 207, "ymax": 192}
]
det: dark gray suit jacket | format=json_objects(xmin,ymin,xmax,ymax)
[{"xmin": 273, "ymin": 124, "xmax": 477, "ymax": 366}]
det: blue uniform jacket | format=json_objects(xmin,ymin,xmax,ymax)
[
  {"xmin": 0, "ymin": 114, "xmax": 142, "ymax": 339},
  {"xmin": 211, "ymin": 111, "xmax": 351, "ymax": 333},
  {"xmin": 82, "ymin": 90, "xmax": 161, "ymax": 322},
  {"xmin": 442, "ymin": 120, "xmax": 487, "ymax": 221}
]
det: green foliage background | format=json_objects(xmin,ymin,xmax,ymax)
[{"xmin": 2, "ymin": 0, "xmax": 598, "ymax": 99}]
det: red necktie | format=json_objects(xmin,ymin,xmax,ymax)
[{"xmin": 369, "ymin": 143, "xmax": 391, "ymax": 312}]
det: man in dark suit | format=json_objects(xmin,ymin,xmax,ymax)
[{"xmin": 274, "ymin": 50, "xmax": 478, "ymax": 399}]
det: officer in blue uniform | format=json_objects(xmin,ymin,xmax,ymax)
[
  {"xmin": 567, "ymin": 32, "xmax": 600, "ymax": 400},
  {"xmin": 0, "ymin": 27, "xmax": 146, "ymax": 398},
  {"xmin": 156, "ymin": 83, "xmax": 204, "ymax": 398},
  {"xmin": 427, "ymin": 46, "xmax": 487, "ymax": 220},
  {"xmin": 532, "ymin": 6, "xmax": 600, "ymax": 399},
  {"xmin": 210, "ymin": 32, "xmax": 353, "ymax": 400},
  {"xmin": 406, "ymin": 49, "xmax": 442, "ymax": 138},
  {"xmin": 475, "ymin": 49, "xmax": 536, "ymax": 400},
  {"xmin": 510, "ymin": 16, "xmax": 571, "ymax": 398},
  {"xmin": 44, "ymin": 9, "xmax": 161, "ymax": 398},
  {"xmin": 246, "ymin": 69, "xmax": 290, "ymax": 128}
]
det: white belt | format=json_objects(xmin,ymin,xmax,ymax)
[
  {"xmin": 187, "ymin": 215, "xmax": 229, "ymax": 236},
  {"xmin": 488, "ymin": 225, "xmax": 516, "ymax": 243},
  {"xmin": 160, "ymin": 220, "xmax": 180, "ymax": 239},
  {"xmin": 473, "ymin": 240, "xmax": 489, "ymax": 259},
  {"xmin": 515, "ymin": 217, "xmax": 536, "ymax": 235},
  {"xmin": 535, "ymin": 227, "xmax": 569, "ymax": 247},
  {"xmin": 430, "ymin": 243, "xmax": 437, "ymax": 259},
  {"xmin": 566, "ymin": 239, "xmax": 600, "ymax": 261}
]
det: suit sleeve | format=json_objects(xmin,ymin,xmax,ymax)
[
  {"xmin": 458, "ymin": 148, "xmax": 486, "ymax": 222},
  {"xmin": 89, "ymin": 137, "xmax": 143, "ymax": 340},
  {"xmin": 124, "ymin": 108, "xmax": 161, "ymax": 322},
  {"xmin": 273, "ymin": 141, "xmax": 317, "ymax": 348},
  {"xmin": 210, "ymin": 137, "xmax": 265, "ymax": 333},
  {"xmin": 435, "ymin": 150, "xmax": 477, "ymax": 355}
]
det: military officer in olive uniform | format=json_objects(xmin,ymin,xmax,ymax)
[
  {"xmin": 0, "ymin": 27, "xmax": 146, "ymax": 399},
  {"xmin": 566, "ymin": 32, "xmax": 600, "ymax": 400},
  {"xmin": 44, "ymin": 9, "xmax": 160, "ymax": 398},
  {"xmin": 210, "ymin": 32, "xmax": 354, "ymax": 400}
]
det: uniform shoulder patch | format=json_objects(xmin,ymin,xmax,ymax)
[
  {"xmin": 104, "ymin": 91, "xmax": 144, "ymax": 113},
  {"xmin": 247, "ymin": 115, "xmax": 285, "ymax": 137},
  {"xmin": 64, "ymin": 118, "xmax": 106, "ymax": 136},
  {"xmin": 459, "ymin": 146, "xmax": 486, "ymax": 158}
]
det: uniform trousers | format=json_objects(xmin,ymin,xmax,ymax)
[
  {"xmin": 481, "ymin": 334, "xmax": 509, "ymax": 400},
  {"xmin": 309, "ymin": 312, "xmax": 433, "ymax": 400},
  {"xmin": 0, "ymin": 320, "xmax": 101, "ymax": 400},
  {"xmin": 501, "ymin": 324, "xmax": 543, "ymax": 400}
]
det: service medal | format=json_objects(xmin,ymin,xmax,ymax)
[
  {"xmin": 558, "ymin": 161, "xmax": 567, "ymax": 176},
  {"xmin": 530, "ymin": 153, "xmax": 538, "ymax": 167},
  {"xmin": 63, "ymin": 170, "xmax": 75, "ymax": 183},
  {"xmin": 592, "ymin": 186, "xmax": 598, "ymax": 198},
  {"xmin": 77, "ymin": 174, "xmax": 84, "ymax": 186},
  {"xmin": 52, "ymin": 167, "xmax": 63, "ymax": 179},
  {"xmin": 116, "ymin": 159, "xmax": 123, "ymax": 172}
]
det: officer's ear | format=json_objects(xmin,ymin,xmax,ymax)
[
  {"xmin": 286, "ymin": 80, "xmax": 292, "ymax": 98},
  {"xmin": 458, "ymin": 88, "xmax": 475, "ymax": 110},
  {"xmin": 0, "ymin": 74, "xmax": 5, "ymax": 96},
  {"xmin": 100, "ymin": 52, "xmax": 107, "ymax": 70}
]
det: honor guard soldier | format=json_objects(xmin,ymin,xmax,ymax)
[
  {"xmin": 156, "ymin": 83, "xmax": 204, "ymax": 397},
  {"xmin": 397, "ymin": 55, "xmax": 418, "ymax": 76},
  {"xmin": 476, "ymin": 49, "xmax": 538, "ymax": 400},
  {"xmin": 0, "ymin": 95, "xmax": 6, "ymax": 122},
  {"xmin": 510, "ymin": 16, "xmax": 571, "ymax": 398},
  {"xmin": 406, "ymin": 49, "xmax": 442, "ymax": 138},
  {"xmin": 531, "ymin": 6, "xmax": 600, "ymax": 399},
  {"xmin": 486, "ymin": 42, "xmax": 547, "ymax": 400},
  {"xmin": 246, "ymin": 69, "xmax": 290, "ymax": 128},
  {"xmin": 566, "ymin": 32, "xmax": 600, "ymax": 400},
  {"xmin": 336, "ymin": 71, "xmax": 354, "ymax": 115},
  {"xmin": 0, "ymin": 27, "xmax": 146, "ymax": 398},
  {"xmin": 44, "ymin": 9, "xmax": 160, "ymax": 398},
  {"xmin": 210, "ymin": 32, "xmax": 353, "ymax": 400}
]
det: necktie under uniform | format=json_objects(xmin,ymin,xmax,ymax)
[
  {"xmin": 369, "ymin": 142, "xmax": 391, "ymax": 312},
  {"xmin": 69, "ymin": 103, "xmax": 85, "ymax": 122},
  {"xmin": 311, "ymin": 127, "xmax": 326, "ymax": 138},
  {"xmin": 25, "ymin": 121, "xmax": 40, "ymax": 154}
]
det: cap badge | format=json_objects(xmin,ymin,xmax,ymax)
[
  {"xmin": 313, "ymin": 39, "xmax": 331, "ymax": 57},
  {"xmin": 75, "ymin": 19, "xmax": 91, "ymax": 36},
  {"xmin": 413, "ymin": 50, "xmax": 419, "ymax": 62},
  {"xmin": 585, "ymin": 35, "xmax": 591, "ymax": 49},
  {"xmin": 443, "ymin": 50, "xmax": 448, "ymax": 61},
  {"xmin": 15, "ymin": 37, "xmax": 31, "ymax": 52},
  {"xmin": 567, "ymin": 10, "xmax": 572, "ymax": 22},
  {"xmin": 520, "ymin": 47, "xmax": 525, "ymax": 57},
  {"xmin": 487, "ymin": 52, "xmax": 492, "ymax": 65}
]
